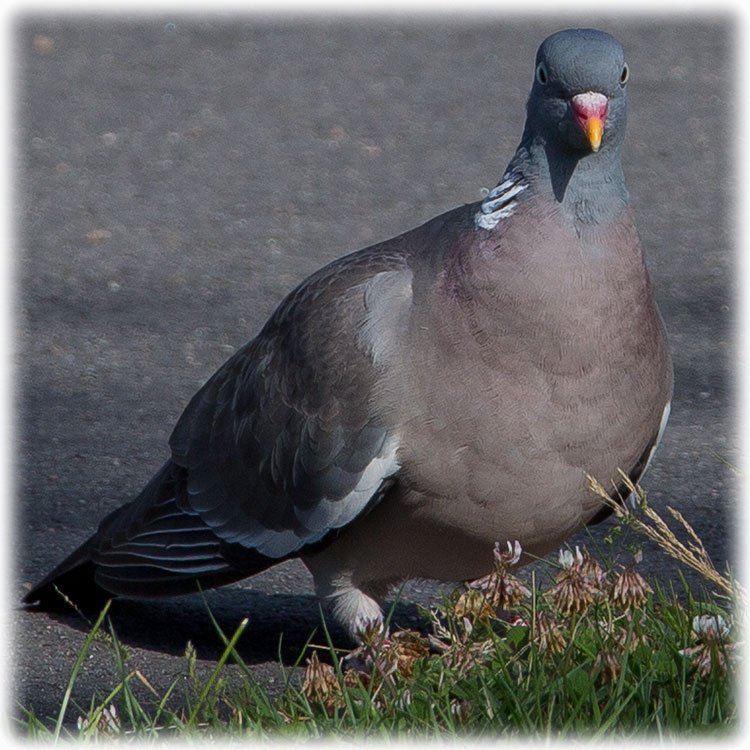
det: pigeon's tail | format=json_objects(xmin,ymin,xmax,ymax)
[
  {"xmin": 21, "ymin": 539, "xmax": 108, "ymax": 611},
  {"xmin": 23, "ymin": 460, "xmax": 279, "ymax": 611}
]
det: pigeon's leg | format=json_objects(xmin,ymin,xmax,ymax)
[{"xmin": 308, "ymin": 567, "xmax": 386, "ymax": 642}]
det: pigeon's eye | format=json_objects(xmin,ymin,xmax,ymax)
[
  {"xmin": 535, "ymin": 61, "xmax": 548, "ymax": 85},
  {"xmin": 620, "ymin": 63, "xmax": 630, "ymax": 86}
]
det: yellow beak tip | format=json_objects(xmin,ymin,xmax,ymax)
[{"xmin": 586, "ymin": 118, "xmax": 604, "ymax": 152}]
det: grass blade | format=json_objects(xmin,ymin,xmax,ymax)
[
  {"xmin": 185, "ymin": 617, "xmax": 248, "ymax": 731},
  {"xmin": 53, "ymin": 599, "xmax": 111, "ymax": 743}
]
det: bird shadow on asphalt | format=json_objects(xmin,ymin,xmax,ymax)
[{"xmin": 22, "ymin": 590, "xmax": 428, "ymax": 666}]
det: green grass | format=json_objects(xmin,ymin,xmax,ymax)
[{"xmin": 17, "ymin": 485, "xmax": 741, "ymax": 740}]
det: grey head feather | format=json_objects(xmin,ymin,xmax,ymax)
[
  {"xmin": 535, "ymin": 29, "xmax": 628, "ymax": 100},
  {"xmin": 505, "ymin": 29, "xmax": 630, "ymax": 218}
]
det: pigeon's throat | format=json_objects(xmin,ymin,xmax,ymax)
[{"xmin": 570, "ymin": 92, "xmax": 609, "ymax": 152}]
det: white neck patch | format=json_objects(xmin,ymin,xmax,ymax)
[{"xmin": 475, "ymin": 168, "xmax": 528, "ymax": 230}]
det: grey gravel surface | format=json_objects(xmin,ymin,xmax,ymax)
[{"xmin": 13, "ymin": 15, "xmax": 736, "ymax": 730}]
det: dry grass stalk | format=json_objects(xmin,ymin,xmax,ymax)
[{"xmin": 586, "ymin": 471, "xmax": 746, "ymax": 608}]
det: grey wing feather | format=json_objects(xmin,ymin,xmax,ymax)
[
  {"xmin": 25, "ymin": 248, "xmax": 412, "ymax": 606},
  {"xmin": 167, "ymin": 247, "xmax": 410, "ymax": 557}
]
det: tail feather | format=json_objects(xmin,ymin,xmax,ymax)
[
  {"xmin": 23, "ymin": 460, "xmax": 281, "ymax": 609},
  {"xmin": 22, "ymin": 541, "xmax": 106, "ymax": 610}
]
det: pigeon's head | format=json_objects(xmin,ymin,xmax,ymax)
[{"xmin": 526, "ymin": 28, "xmax": 629, "ymax": 157}]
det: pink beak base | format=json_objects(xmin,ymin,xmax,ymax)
[{"xmin": 570, "ymin": 91, "xmax": 609, "ymax": 152}]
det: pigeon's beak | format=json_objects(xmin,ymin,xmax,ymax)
[{"xmin": 570, "ymin": 92, "xmax": 609, "ymax": 153}]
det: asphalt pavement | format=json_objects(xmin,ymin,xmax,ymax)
[{"xmin": 12, "ymin": 15, "xmax": 736, "ymax": 730}]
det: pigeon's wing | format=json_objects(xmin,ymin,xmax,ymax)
[
  {"xmin": 167, "ymin": 247, "xmax": 412, "ymax": 558},
  {"xmin": 23, "ymin": 238, "xmax": 415, "ymax": 606}
]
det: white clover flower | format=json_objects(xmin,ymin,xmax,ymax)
[
  {"xmin": 679, "ymin": 613, "xmax": 739, "ymax": 677},
  {"xmin": 506, "ymin": 540, "xmax": 523, "ymax": 565},
  {"xmin": 558, "ymin": 549, "xmax": 574, "ymax": 568},
  {"xmin": 558, "ymin": 545, "xmax": 584, "ymax": 569},
  {"xmin": 691, "ymin": 614, "xmax": 731, "ymax": 642},
  {"xmin": 492, "ymin": 539, "xmax": 523, "ymax": 566}
]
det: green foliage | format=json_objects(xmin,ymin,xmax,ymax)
[{"xmin": 17, "ymin": 496, "xmax": 740, "ymax": 740}]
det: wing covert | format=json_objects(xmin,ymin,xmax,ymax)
[{"xmin": 169, "ymin": 251, "xmax": 410, "ymax": 558}]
